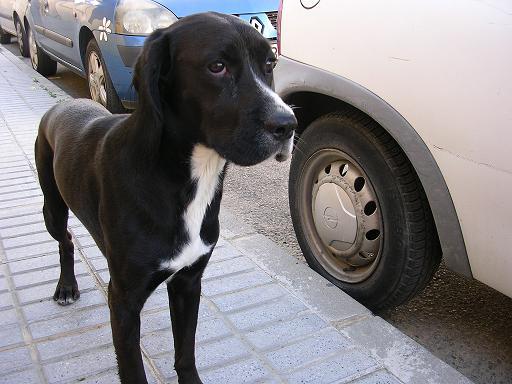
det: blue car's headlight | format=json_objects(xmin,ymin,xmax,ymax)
[{"xmin": 115, "ymin": 0, "xmax": 177, "ymax": 35}]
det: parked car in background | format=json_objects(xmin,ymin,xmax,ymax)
[
  {"xmin": 21, "ymin": 0, "xmax": 278, "ymax": 113},
  {"xmin": 275, "ymin": 0, "xmax": 512, "ymax": 311},
  {"xmin": 0, "ymin": 0, "xmax": 30, "ymax": 57}
]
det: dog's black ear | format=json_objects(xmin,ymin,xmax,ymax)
[{"xmin": 133, "ymin": 29, "xmax": 173, "ymax": 123}]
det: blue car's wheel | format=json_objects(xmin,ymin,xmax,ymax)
[
  {"xmin": 28, "ymin": 25, "xmax": 57, "ymax": 76},
  {"xmin": 85, "ymin": 39, "xmax": 125, "ymax": 113},
  {"xmin": 15, "ymin": 18, "xmax": 29, "ymax": 57}
]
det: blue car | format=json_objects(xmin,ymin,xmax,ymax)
[{"xmin": 26, "ymin": 0, "xmax": 278, "ymax": 112}]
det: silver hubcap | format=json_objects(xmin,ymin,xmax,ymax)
[
  {"xmin": 28, "ymin": 29, "xmax": 38, "ymax": 69},
  {"xmin": 88, "ymin": 51, "xmax": 107, "ymax": 106},
  {"xmin": 301, "ymin": 149, "xmax": 383, "ymax": 283}
]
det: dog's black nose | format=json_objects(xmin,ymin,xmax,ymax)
[{"xmin": 266, "ymin": 111, "xmax": 297, "ymax": 140}]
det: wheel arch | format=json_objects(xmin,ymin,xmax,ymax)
[
  {"xmin": 275, "ymin": 56, "xmax": 472, "ymax": 278},
  {"xmin": 78, "ymin": 26, "xmax": 94, "ymax": 69}
]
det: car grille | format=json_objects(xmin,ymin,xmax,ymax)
[{"xmin": 266, "ymin": 11, "xmax": 278, "ymax": 29}]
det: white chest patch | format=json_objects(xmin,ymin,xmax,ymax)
[{"xmin": 161, "ymin": 144, "xmax": 226, "ymax": 274}]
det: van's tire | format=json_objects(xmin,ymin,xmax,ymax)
[
  {"xmin": 85, "ymin": 39, "xmax": 125, "ymax": 113},
  {"xmin": 289, "ymin": 112, "xmax": 441, "ymax": 311},
  {"xmin": 28, "ymin": 25, "xmax": 57, "ymax": 76},
  {"xmin": 15, "ymin": 18, "xmax": 29, "ymax": 57}
]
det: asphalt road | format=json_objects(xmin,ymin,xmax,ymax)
[{"xmin": 3, "ymin": 40, "xmax": 511, "ymax": 384}]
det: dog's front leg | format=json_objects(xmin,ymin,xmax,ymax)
[
  {"xmin": 108, "ymin": 281, "xmax": 150, "ymax": 384},
  {"xmin": 167, "ymin": 257, "xmax": 209, "ymax": 384}
]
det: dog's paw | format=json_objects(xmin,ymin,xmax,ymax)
[{"xmin": 53, "ymin": 282, "xmax": 80, "ymax": 306}]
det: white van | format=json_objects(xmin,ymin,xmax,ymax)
[{"xmin": 275, "ymin": 0, "xmax": 512, "ymax": 310}]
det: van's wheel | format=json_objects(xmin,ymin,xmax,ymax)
[
  {"xmin": 85, "ymin": 39, "xmax": 125, "ymax": 113},
  {"xmin": 15, "ymin": 19, "xmax": 29, "ymax": 57},
  {"xmin": 28, "ymin": 25, "xmax": 57, "ymax": 76},
  {"xmin": 0, "ymin": 26, "xmax": 11, "ymax": 44},
  {"xmin": 289, "ymin": 112, "xmax": 441, "ymax": 311}
]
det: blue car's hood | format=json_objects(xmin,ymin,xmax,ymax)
[{"xmin": 156, "ymin": 0, "xmax": 278, "ymax": 18}]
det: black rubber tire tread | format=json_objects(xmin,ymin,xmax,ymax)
[
  {"xmin": 28, "ymin": 26, "xmax": 57, "ymax": 76},
  {"xmin": 0, "ymin": 27, "xmax": 11, "ymax": 44},
  {"xmin": 289, "ymin": 111, "xmax": 441, "ymax": 311},
  {"xmin": 15, "ymin": 18, "xmax": 29, "ymax": 57},
  {"xmin": 85, "ymin": 39, "xmax": 126, "ymax": 113}
]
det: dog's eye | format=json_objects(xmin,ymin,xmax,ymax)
[
  {"xmin": 208, "ymin": 61, "xmax": 226, "ymax": 75},
  {"xmin": 265, "ymin": 58, "xmax": 277, "ymax": 74}
]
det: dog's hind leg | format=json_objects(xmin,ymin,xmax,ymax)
[
  {"xmin": 35, "ymin": 136, "xmax": 79, "ymax": 305},
  {"xmin": 167, "ymin": 256, "xmax": 210, "ymax": 384}
]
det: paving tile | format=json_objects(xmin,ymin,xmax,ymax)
[
  {"xmin": 0, "ymin": 195, "xmax": 43, "ymax": 209},
  {"xmin": 245, "ymin": 312, "xmax": 327, "ymax": 351},
  {"xmin": 0, "ymin": 212, "xmax": 41, "ymax": 228},
  {"xmin": 151, "ymin": 353, "xmax": 177, "ymax": 380},
  {"xmin": 0, "ymin": 368, "xmax": 40, "ymax": 384},
  {"xmin": 195, "ymin": 336, "xmax": 252, "ymax": 370},
  {"xmin": 265, "ymin": 328, "xmax": 353, "ymax": 372},
  {"xmin": 210, "ymin": 242, "xmax": 243, "ymax": 262},
  {"xmin": 202, "ymin": 358, "xmax": 273, "ymax": 384},
  {"xmin": 17, "ymin": 273, "xmax": 97, "ymax": 304},
  {"xmin": 202, "ymin": 269, "xmax": 273, "ymax": 297},
  {"xmin": 7, "ymin": 252, "xmax": 78, "ymax": 274},
  {"xmin": 349, "ymin": 369, "xmax": 403, "ymax": 384},
  {"xmin": 0, "ymin": 307, "xmax": 19, "ymax": 326},
  {"xmin": 143, "ymin": 289, "xmax": 170, "ymax": 312},
  {"xmin": 0, "ymin": 221, "xmax": 47, "ymax": 237},
  {"xmin": 0, "ymin": 189, "xmax": 39, "ymax": 204},
  {"xmin": 141, "ymin": 300, "xmax": 212, "ymax": 335},
  {"xmin": 0, "ymin": 277, "xmax": 7, "ymax": 292},
  {"xmin": 2, "ymin": 230, "xmax": 54, "ymax": 248},
  {"xmin": 153, "ymin": 337, "xmax": 251, "ymax": 379},
  {"xmin": 12, "ymin": 261, "xmax": 88, "ymax": 288},
  {"xmin": 227, "ymin": 295, "xmax": 307, "ymax": 331},
  {"xmin": 71, "ymin": 225, "xmax": 91, "ymax": 236},
  {"xmin": 76, "ymin": 234, "xmax": 97, "ymax": 247},
  {"xmin": 0, "ymin": 204, "xmax": 41, "ymax": 220},
  {"xmin": 22, "ymin": 289, "xmax": 106, "ymax": 322},
  {"xmin": 0, "ymin": 291, "xmax": 13, "ymax": 309},
  {"xmin": 285, "ymin": 349, "xmax": 378, "ymax": 384},
  {"xmin": 43, "ymin": 346, "xmax": 117, "ymax": 383},
  {"xmin": 0, "ymin": 322, "xmax": 24, "ymax": 348},
  {"xmin": 81, "ymin": 245, "xmax": 104, "ymax": 259},
  {"xmin": 0, "ymin": 346, "xmax": 33, "ymax": 375},
  {"xmin": 71, "ymin": 369, "xmax": 121, "ymax": 384},
  {"xmin": 141, "ymin": 329, "xmax": 174, "ymax": 357},
  {"xmin": 98, "ymin": 270, "xmax": 110, "ymax": 285},
  {"xmin": 90, "ymin": 256, "xmax": 108, "ymax": 271},
  {"xmin": 37, "ymin": 324, "xmax": 112, "ymax": 361},
  {"xmin": 202, "ymin": 256, "xmax": 254, "ymax": 280},
  {"xmin": 210, "ymin": 283, "xmax": 287, "ymax": 313},
  {"xmin": 29, "ymin": 304, "xmax": 110, "ymax": 339},
  {"xmin": 3, "ymin": 241, "xmax": 57, "ymax": 261},
  {"xmin": 142, "ymin": 316, "xmax": 231, "ymax": 357}
]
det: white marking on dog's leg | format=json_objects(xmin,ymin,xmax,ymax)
[{"xmin": 161, "ymin": 145, "xmax": 226, "ymax": 275}]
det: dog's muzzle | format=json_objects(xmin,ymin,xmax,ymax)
[{"xmin": 265, "ymin": 109, "xmax": 297, "ymax": 162}]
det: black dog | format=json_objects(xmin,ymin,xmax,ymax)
[{"xmin": 35, "ymin": 12, "xmax": 296, "ymax": 384}]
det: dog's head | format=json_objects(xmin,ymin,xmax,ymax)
[{"xmin": 133, "ymin": 12, "xmax": 297, "ymax": 166}]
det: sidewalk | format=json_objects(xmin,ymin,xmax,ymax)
[{"xmin": 0, "ymin": 45, "xmax": 472, "ymax": 384}]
